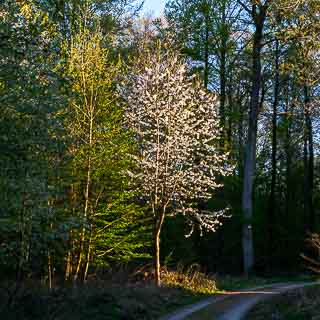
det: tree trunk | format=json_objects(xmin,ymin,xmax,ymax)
[
  {"xmin": 241, "ymin": 6, "xmax": 267, "ymax": 275},
  {"xmin": 204, "ymin": 14, "xmax": 209, "ymax": 89},
  {"xmin": 65, "ymin": 250, "xmax": 72, "ymax": 281},
  {"xmin": 153, "ymin": 212, "xmax": 165, "ymax": 287},
  {"xmin": 84, "ymin": 227, "xmax": 93, "ymax": 282},
  {"xmin": 48, "ymin": 251, "xmax": 52, "ymax": 290},
  {"xmin": 227, "ymin": 78, "xmax": 233, "ymax": 146},
  {"xmin": 268, "ymin": 38, "xmax": 280, "ymax": 267},
  {"xmin": 303, "ymin": 85, "xmax": 314, "ymax": 231},
  {"xmin": 219, "ymin": 4, "xmax": 227, "ymax": 136},
  {"xmin": 284, "ymin": 83, "xmax": 292, "ymax": 252}
]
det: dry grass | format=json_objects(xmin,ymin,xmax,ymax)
[{"xmin": 161, "ymin": 264, "xmax": 218, "ymax": 295}]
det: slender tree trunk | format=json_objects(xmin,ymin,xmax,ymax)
[
  {"xmin": 241, "ymin": 6, "xmax": 267, "ymax": 275},
  {"xmin": 65, "ymin": 184, "xmax": 75, "ymax": 281},
  {"xmin": 268, "ymin": 38, "xmax": 280, "ymax": 267},
  {"xmin": 204, "ymin": 14, "xmax": 209, "ymax": 89},
  {"xmin": 73, "ymin": 159, "xmax": 91, "ymax": 282},
  {"xmin": 237, "ymin": 92, "xmax": 245, "ymax": 176},
  {"xmin": 65, "ymin": 250, "xmax": 72, "ymax": 281},
  {"xmin": 284, "ymin": 83, "xmax": 292, "ymax": 252},
  {"xmin": 48, "ymin": 251, "xmax": 52, "ymax": 290},
  {"xmin": 303, "ymin": 85, "xmax": 314, "ymax": 231},
  {"xmin": 154, "ymin": 212, "xmax": 165, "ymax": 287},
  {"xmin": 84, "ymin": 227, "xmax": 93, "ymax": 282},
  {"xmin": 74, "ymin": 110, "xmax": 93, "ymax": 282},
  {"xmin": 17, "ymin": 194, "xmax": 26, "ymax": 284},
  {"xmin": 227, "ymin": 79, "xmax": 233, "ymax": 145},
  {"xmin": 219, "ymin": 5, "xmax": 227, "ymax": 136}
]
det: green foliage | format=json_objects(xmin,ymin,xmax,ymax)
[
  {"xmin": 64, "ymin": 27, "xmax": 150, "ymax": 276},
  {"xmin": 0, "ymin": 0, "xmax": 68, "ymax": 276},
  {"xmin": 0, "ymin": 1, "xmax": 150, "ymax": 283}
]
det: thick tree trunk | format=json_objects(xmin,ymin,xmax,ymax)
[
  {"xmin": 241, "ymin": 6, "xmax": 267, "ymax": 275},
  {"xmin": 268, "ymin": 39, "xmax": 280, "ymax": 266}
]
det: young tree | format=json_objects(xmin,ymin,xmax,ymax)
[
  {"xmin": 121, "ymin": 42, "xmax": 231, "ymax": 286},
  {"xmin": 65, "ymin": 26, "xmax": 146, "ymax": 282}
]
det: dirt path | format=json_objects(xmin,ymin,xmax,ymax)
[{"xmin": 160, "ymin": 282, "xmax": 320, "ymax": 320}]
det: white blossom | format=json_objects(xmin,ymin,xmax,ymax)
[{"xmin": 121, "ymin": 47, "xmax": 232, "ymax": 234}]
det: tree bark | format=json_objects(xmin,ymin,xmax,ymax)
[
  {"xmin": 204, "ymin": 14, "xmax": 210, "ymax": 89},
  {"xmin": 241, "ymin": 4, "xmax": 268, "ymax": 275},
  {"xmin": 154, "ymin": 212, "xmax": 165, "ymax": 287},
  {"xmin": 65, "ymin": 250, "xmax": 72, "ymax": 281},
  {"xmin": 48, "ymin": 251, "xmax": 52, "ymax": 290},
  {"xmin": 303, "ymin": 85, "xmax": 314, "ymax": 231},
  {"xmin": 219, "ymin": 3, "xmax": 227, "ymax": 135},
  {"xmin": 268, "ymin": 38, "xmax": 280, "ymax": 267},
  {"xmin": 84, "ymin": 227, "xmax": 93, "ymax": 282}
]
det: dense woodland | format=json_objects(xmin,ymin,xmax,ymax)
[{"xmin": 0, "ymin": 0, "xmax": 320, "ymax": 293}]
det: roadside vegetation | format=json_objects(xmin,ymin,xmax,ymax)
[
  {"xmin": 0, "ymin": 266, "xmax": 217, "ymax": 320},
  {"xmin": 216, "ymin": 274, "xmax": 318, "ymax": 291},
  {"xmin": 0, "ymin": 283, "xmax": 204, "ymax": 320}
]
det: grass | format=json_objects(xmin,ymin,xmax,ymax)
[
  {"xmin": 162, "ymin": 264, "xmax": 218, "ymax": 294},
  {"xmin": 216, "ymin": 273, "xmax": 317, "ymax": 291},
  {"xmin": 247, "ymin": 285, "xmax": 320, "ymax": 320},
  {"xmin": 0, "ymin": 284, "xmax": 206, "ymax": 320}
]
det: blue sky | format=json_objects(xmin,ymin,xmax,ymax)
[{"xmin": 142, "ymin": 0, "xmax": 165, "ymax": 16}]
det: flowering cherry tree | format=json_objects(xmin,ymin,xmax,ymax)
[{"xmin": 121, "ymin": 44, "xmax": 231, "ymax": 286}]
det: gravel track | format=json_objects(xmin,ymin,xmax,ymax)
[{"xmin": 160, "ymin": 282, "xmax": 320, "ymax": 320}]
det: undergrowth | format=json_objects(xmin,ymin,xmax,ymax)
[
  {"xmin": 0, "ymin": 266, "xmax": 217, "ymax": 320},
  {"xmin": 162, "ymin": 264, "xmax": 217, "ymax": 294}
]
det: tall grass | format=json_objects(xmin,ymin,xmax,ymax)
[{"xmin": 161, "ymin": 264, "xmax": 217, "ymax": 294}]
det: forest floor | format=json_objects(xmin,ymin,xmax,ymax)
[{"xmin": 0, "ymin": 282, "xmax": 207, "ymax": 320}]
